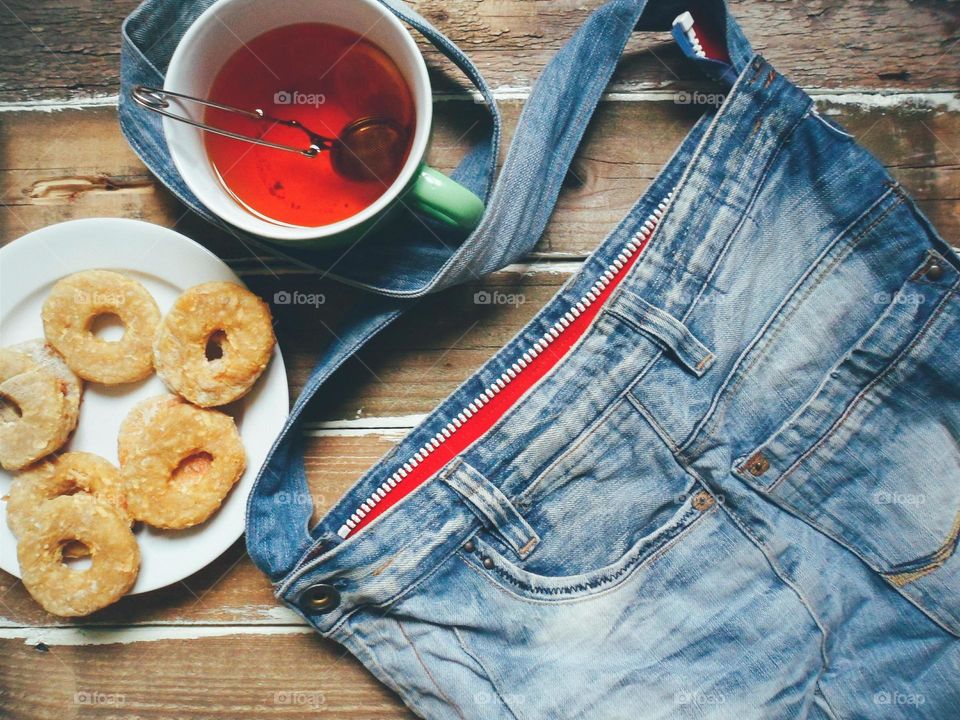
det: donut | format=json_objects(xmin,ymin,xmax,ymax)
[
  {"xmin": 153, "ymin": 281, "xmax": 275, "ymax": 406},
  {"xmin": 17, "ymin": 494, "xmax": 139, "ymax": 617},
  {"xmin": 0, "ymin": 348, "xmax": 72, "ymax": 470},
  {"xmin": 7, "ymin": 452, "xmax": 129, "ymax": 547},
  {"xmin": 41, "ymin": 270, "xmax": 161, "ymax": 384},
  {"xmin": 9, "ymin": 340, "xmax": 83, "ymax": 431},
  {"xmin": 118, "ymin": 395, "xmax": 246, "ymax": 529}
]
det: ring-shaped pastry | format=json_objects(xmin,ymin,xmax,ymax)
[
  {"xmin": 118, "ymin": 395, "xmax": 246, "ymax": 529},
  {"xmin": 153, "ymin": 281, "xmax": 275, "ymax": 407},
  {"xmin": 7, "ymin": 452, "xmax": 129, "ymax": 545},
  {"xmin": 0, "ymin": 354, "xmax": 70, "ymax": 470},
  {"xmin": 42, "ymin": 270, "xmax": 160, "ymax": 384},
  {"xmin": 17, "ymin": 494, "xmax": 140, "ymax": 617}
]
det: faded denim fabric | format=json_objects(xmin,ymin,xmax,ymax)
[{"xmin": 121, "ymin": 0, "xmax": 960, "ymax": 717}]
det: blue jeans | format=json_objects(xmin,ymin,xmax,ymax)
[{"xmin": 121, "ymin": 0, "xmax": 960, "ymax": 717}]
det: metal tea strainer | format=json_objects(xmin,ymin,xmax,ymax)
[{"xmin": 131, "ymin": 85, "xmax": 408, "ymax": 182}]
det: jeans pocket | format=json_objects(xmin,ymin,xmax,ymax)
[
  {"xmin": 460, "ymin": 491, "xmax": 716, "ymax": 603},
  {"xmin": 462, "ymin": 394, "xmax": 718, "ymax": 602},
  {"xmin": 733, "ymin": 250, "xmax": 960, "ymax": 635}
]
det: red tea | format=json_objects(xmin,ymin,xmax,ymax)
[{"xmin": 204, "ymin": 23, "xmax": 415, "ymax": 227}]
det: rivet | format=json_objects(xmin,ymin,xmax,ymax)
[
  {"xmin": 300, "ymin": 584, "xmax": 341, "ymax": 614},
  {"xmin": 463, "ymin": 540, "xmax": 476, "ymax": 553},
  {"xmin": 481, "ymin": 556, "xmax": 494, "ymax": 570},
  {"xmin": 692, "ymin": 491, "xmax": 715, "ymax": 512},
  {"xmin": 927, "ymin": 263, "xmax": 944, "ymax": 281},
  {"xmin": 746, "ymin": 452, "xmax": 770, "ymax": 477}
]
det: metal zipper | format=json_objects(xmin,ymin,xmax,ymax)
[{"xmin": 336, "ymin": 191, "xmax": 674, "ymax": 539}]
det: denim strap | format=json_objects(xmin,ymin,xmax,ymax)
[{"xmin": 118, "ymin": 0, "xmax": 753, "ymax": 579}]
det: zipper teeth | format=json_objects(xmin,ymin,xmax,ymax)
[
  {"xmin": 674, "ymin": 12, "xmax": 707, "ymax": 59},
  {"xmin": 687, "ymin": 27, "xmax": 707, "ymax": 58},
  {"xmin": 337, "ymin": 191, "xmax": 674, "ymax": 539}
]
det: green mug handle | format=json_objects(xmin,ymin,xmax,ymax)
[{"xmin": 405, "ymin": 165, "xmax": 485, "ymax": 233}]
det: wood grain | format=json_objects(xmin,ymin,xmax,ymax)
[
  {"xmin": 0, "ymin": 0, "xmax": 958, "ymax": 103},
  {"xmin": 0, "ymin": 631, "xmax": 415, "ymax": 719},
  {"xmin": 1, "ymin": 98, "xmax": 957, "ymax": 626},
  {"xmin": 0, "ymin": 3, "xmax": 958, "ymax": 716},
  {"xmin": 1, "ymin": 98, "xmax": 958, "ymax": 422},
  {"xmin": 1, "ymin": 98, "xmax": 957, "ymax": 259}
]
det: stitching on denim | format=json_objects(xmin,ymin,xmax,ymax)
[
  {"xmin": 660, "ymin": 54, "xmax": 778, "ymax": 273},
  {"xmin": 709, "ymin": 486, "xmax": 833, "ymax": 672},
  {"xmin": 693, "ymin": 191, "xmax": 903, "ymax": 457},
  {"xmin": 322, "ymin": 530, "xmax": 478, "ymax": 636},
  {"xmin": 516, "ymin": 394, "xmax": 627, "ymax": 505},
  {"xmin": 884, "ymin": 511, "xmax": 960, "ymax": 586},
  {"xmin": 730, "ymin": 251, "xmax": 938, "ymax": 485},
  {"xmin": 608, "ymin": 54, "xmax": 764, "ymax": 319},
  {"xmin": 607, "ymin": 297, "xmax": 713, "ymax": 375},
  {"xmin": 622, "ymin": 81, "xmax": 809, "ymax": 405},
  {"xmin": 770, "ymin": 280, "xmax": 959, "ymax": 495},
  {"xmin": 813, "ymin": 682, "xmax": 842, "ymax": 720},
  {"xmin": 444, "ymin": 465, "xmax": 535, "ymax": 557},
  {"xmin": 679, "ymin": 69, "xmax": 806, "ymax": 286},
  {"xmin": 679, "ymin": 189, "xmax": 903, "ymax": 460},
  {"xmin": 626, "ymin": 393, "xmax": 682, "ymax": 455},
  {"xmin": 396, "ymin": 622, "xmax": 469, "ymax": 720},
  {"xmin": 452, "ymin": 627, "xmax": 524, "ymax": 720},
  {"xmin": 674, "ymin": 94, "xmax": 812, "ymax": 330},
  {"xmin": 737, "ymin": 473, "xmax": 960, "ymax": 638},
  {"xmin": 464, "ymin": 506, "xmax": 713, "ymax": 602}
]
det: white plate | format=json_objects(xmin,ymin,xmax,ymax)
[{"xmin": 0, "ymin": 219, "xmax": 288, "ymax": 595}]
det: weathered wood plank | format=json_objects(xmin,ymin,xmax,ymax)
[
  {"xmin": 1, "ymin": 98, "xmax": 957, "ymax": 259},
  {"xmin": 0, "ymin": 0, "xmax": 958, "ymax": 103},
  {"xmin": 0, "ymin": 630, "xmax": 415, "ymax": 719}
]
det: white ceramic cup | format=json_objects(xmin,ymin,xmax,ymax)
[{"xmin": 162, "ymin": 0, "xmax": 483, "ymax": 247}]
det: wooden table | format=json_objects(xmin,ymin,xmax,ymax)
[{"xmin": 1, "ymin": 1, "xmax": 957, "ymax": 717}]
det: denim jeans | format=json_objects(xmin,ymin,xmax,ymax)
[{"xmin": 121, "ymin": 0, "xmax": 960, "ymax": 717}]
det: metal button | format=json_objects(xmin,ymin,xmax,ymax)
[
  {"xmin": 927, "ymin": 262, "xmax": 944, "ymax": 281},
  {"xmin": 746, "ymin": 452, "xmax": 770, "ymax": 477},
  {"xmin": 692, "ymin": 491, "xmax": 715, "ymax": 512},
  {"xmin": 481, "ymin": 556, "xmax": 495, "ymax": 570},
  {"xmin": 463, "ymin": 540, "xmax": 476, "ymax": 553},
  {"xmin": 300, "ymin": 584, "xmax": 340, "ymax": 614}
]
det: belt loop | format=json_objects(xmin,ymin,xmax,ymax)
[
  {"xmin": 607, "ymin": 289, "xmax": 716, "ymax": 377},
  {"xmin": 440, "ymin": 460, "xmax": 540, "ymax": 560}
]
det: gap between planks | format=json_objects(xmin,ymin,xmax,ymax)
[
  {"xmin": 0, "ymin": 623, "xmax": 315, "ymax": 646},
  {"xmin": 0, "ymin": 89, "xmax": 957, "ymax": 113},
  {"xmin": 232, "ymin": 258, "xmax": 586, "ymax": 276}
]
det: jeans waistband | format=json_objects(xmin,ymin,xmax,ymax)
[{"xmin": 279, "ymin": 56, "xmax": 813, "ymax": 632}]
